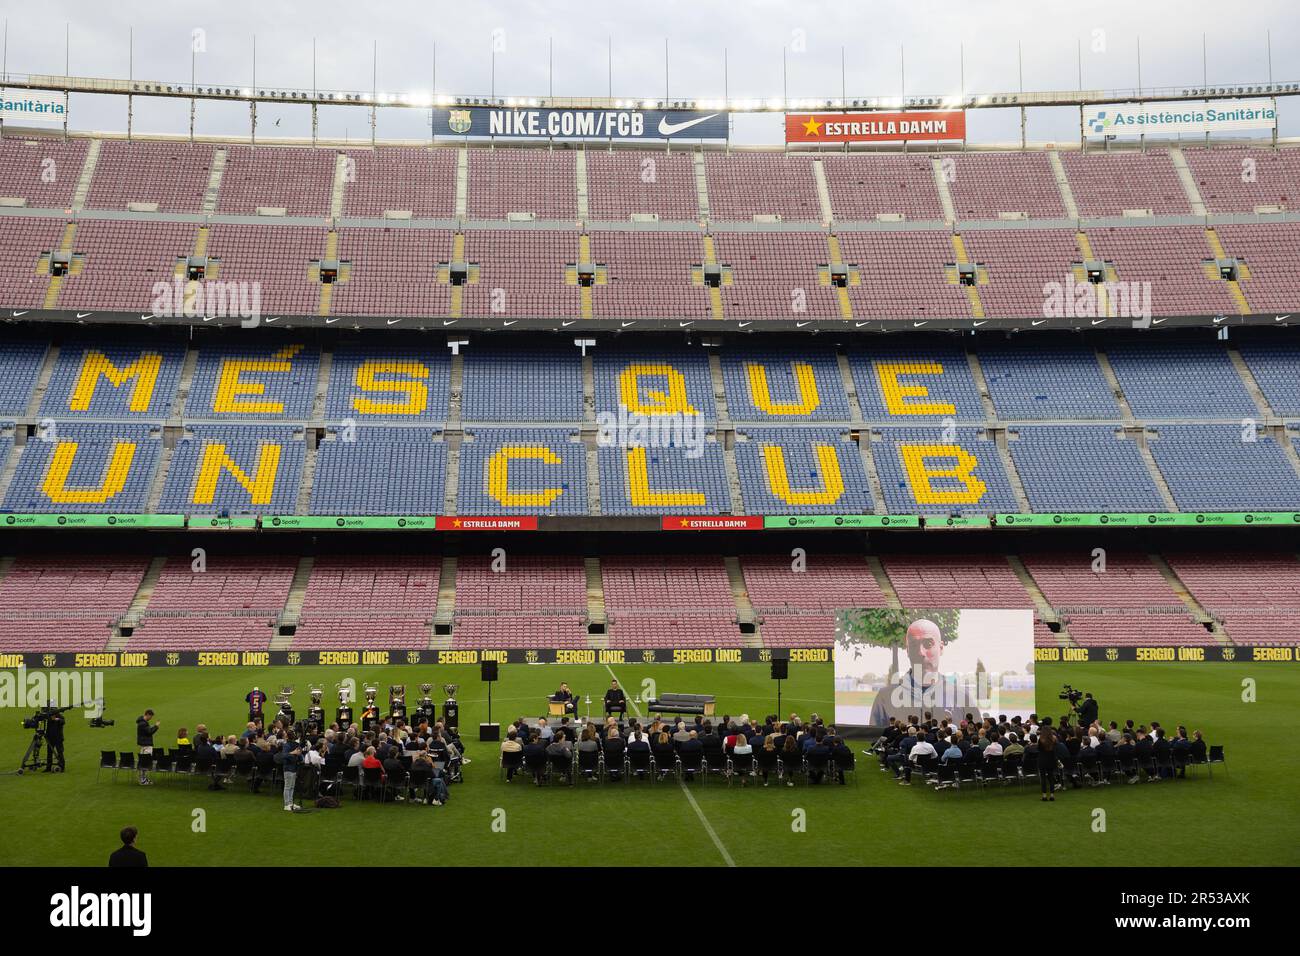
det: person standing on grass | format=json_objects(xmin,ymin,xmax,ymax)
[
  {"xmin": 136, "ymin": 709, "xmax": 158, "ymax": 786},
  {"xmin": 1037, "ymin": 726, "xmax": 1058, "ymax": 801},
  {"xmin": 280, "ymin": 727, "xmax": 304, "ymax": 812}
]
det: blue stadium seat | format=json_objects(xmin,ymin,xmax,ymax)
[
  {"xmin": 1147, "ymin": 424, "xmax": 1300, "ymax": 511},
  {"xmin": 310, "ymin": 426, "xmax": 446, "ymax": 515},
  {"xmin": 597, "ymin": 435, "xmax": 731, "ymax": 515},
  {"xmin": 872, "ymin": 426, "xmax": 1020, "ymax": 515},
  {"xmin": 457, "ymin": 428, "xmax": 587, "ymax": 515},
  {"xmin": 1008, "ymin": 425, "xmax": 1167, "ymax": 512},
  {"xmin": 721, "ymin": 349, "xmax": 851, "ymax": 422},
  {"xmin": 979, "ymin": 343, "xmax": 1120, "ymax": 420},
  {"xmin": 734, "ymin": 428, "xmax": 874, "ymax": 514},
  {"xmin": 848, "ymin": 347, "xmax": 986, "ymax": 423},
  {"xmin": 2, "ymin": 422, "xmax": 161, "ymax": 513},
  {"xmin": 157, "ymin": 424, "xmax": 304, "ymax": 514},
  {"xmin": 185, "ymin": 344, "xmax": 321, "ymax": 420},
  {"xmin": 461, "ymin": 348, "xmax": 583, "ymax": 423},
  {"xmin": 40, "ymin": 341, "xmax": 185, "ymax": 420},
  {"xmin": 324, "ymin": 345, "xmax": 450, "ymax": 423}
]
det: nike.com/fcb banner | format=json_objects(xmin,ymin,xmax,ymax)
[
  {"xmin": 0, "ymin": 88, "xmax": 67, "ymax": 125},
  {"xmin": 433, "ymin": 108, "xmax": 728, "ymax": 141},
  {"xmin": 1084, "ymin": 99, "xmax": 1277, "ymax": 138},
  {"xmin": 786, "ymin": 110, "xmax": 965, "ymax": 144}
]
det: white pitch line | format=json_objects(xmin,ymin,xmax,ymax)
[{"xmin": 604, "ymin": 663, "xmax": 736, "ymax": 868}]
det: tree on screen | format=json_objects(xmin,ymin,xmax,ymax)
[{"xmin": 835, "ymin": 607, "xmax": 961, "ymax": 677}]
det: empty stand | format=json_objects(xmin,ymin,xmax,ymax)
[
  {"xmin": 585, "ymin": 150, "xmax": 699, "ymax": 221},
  {"xmin": 0, "ymin": 137, "xmax": 87, "ymax": 208},
  {"xmin": 821, "ymin": 154, "xmax": 944, "ymax": 221},
  {"xmin": 129, "ymin": 556, "xmax": 294, "ymax": 650},
  {"xmin": 0, "ymin": 555, "xmax": 147, "ymax": 651},
  {"xmin": 85, "ymin": 141, "xmax": 215, "ymax": 213}
]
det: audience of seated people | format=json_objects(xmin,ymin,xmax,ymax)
[
  {"xmin": 500, "ymin": 710, "xmax": 854, "ymax": 786},
  {"xmin": 874, "ymin": 710, "xmax": 1211, "ymax": 792},
  {"xmin": 125, "ymin": 712, "xmax": 469, "ymax": 808}
]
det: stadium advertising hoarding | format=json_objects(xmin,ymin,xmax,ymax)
[
  {"xmin": 1084, "ymin": 99, "xmax": 1276, "ymax": 138},
  {"xmin": 785, "ymin": 109, "xmax": 965, "ymax": 144},
  {"xmin": 2, "ymin": 644, "xmax": 1285, "ymax": 669},
  {"xmin": 834, "ymin": 608, "xmax": 1036, "ymax": 727},
  {"xmin": 432, "ymin": 107, "xmax": 728, "ymax": 140},
  {"xmin": 996, "ymin": 512, "xmax": 1300, "ymax": 528},
  {"xmin": 0, "ymin": 88, "xmax": 66, "ymax": 124}
]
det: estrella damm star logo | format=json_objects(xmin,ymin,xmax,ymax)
[{"xmin": 802, "ymin": 116, "xmax": 823, "ymax": 137}]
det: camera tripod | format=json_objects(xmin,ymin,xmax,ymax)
[{"xmin": 14, "ymin": 728, "xmax": 46, "ymax": 775}]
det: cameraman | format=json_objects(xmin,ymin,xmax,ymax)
[
  {"xmin": 136, "ymin": 709, "xmax": 159, "ymax": 786},
  {"xmin": 44, "ymin": 706, "xmax": 66, "ymax": 773},
  {"xmin": 1078, "ymin": 692, "xmax": 1098, "ymax": 728}
]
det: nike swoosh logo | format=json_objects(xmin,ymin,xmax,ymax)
[
  {"xmin": 76, "ymin": 312, "xmax": 93, "ymax": 318},
  {"xmin": 738, "ymin": 321, "xmax": 752, "ymax": 328},
  {"xmin": 913, "ymin": 321, "xmax": 928, "ymax": 328},
  {"xmin": 621, "ymin": 321, "xmax": 636, "ymax": 328},
  {"xmin": 679, "ymin": 321, "xmax": 694, "ymax": 328},
  {"xmin": 1031, "ymin": 319, "xmax": 1048, "ymax": 327},
  {"xmin": 12, "ymin": 310, "xmax": 27, "ymax": 317},
  {"xmin": 502, "ymin": 320, "xmax": 517, "ymax": 327},
  {"xmin": 264, "ymin": 316, "xmax": 280, "ymax": 324},
  {"xmin": 325, "ymin": 317, "xmax": 340, "ymax": 324},
  {"xmin": 562, "ymin": 321, "xmax": 575, "ymax": 327},
  {"xmin": 972, "ymin": 320, "xmax": 987, "ymax": 327},
  {"xmin": 1091, "ymin": 318, "xmax": 1106, "ymax": 325},
  {"xmin": 443, "ymin": 320, "xmax": 457, "ymax": 326},
  {"xmin": 139, "ymin": 313, "xmax": 155, "ymax": 321},
  {"xmin": 855, "ymin": 322, "xmax": 867, "ymax": 328},
  {"xmin": 1276, "ymin": 314, "xmax": 1291, "ymax": 321},
  {"xmin": 386, "ymin": 319, "xmax": 402, "ymax": 325},
  {"xmin": 1151, "ymin": 317, "xmax": 1167, "ymax": 325},
  {"xmin": 657, "ymin": 113, "xmax": 719, "ymax": 137},
  {"xmin": 796, "ymin": 321, "xmax": 810, "ymax": 328}
]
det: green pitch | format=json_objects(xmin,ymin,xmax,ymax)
[{"xmin": 1, "ymin": 661, "xmax": 1296, "ymax": 867}]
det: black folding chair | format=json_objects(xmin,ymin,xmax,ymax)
[
  {"xmin": 703, "ymin": 749, "xmax": 729, "ymax": 785},
  {"xmin": 577, "ymin": 748, "xmax": 602, "ymax": 782},
  {"xmin": 360, "ymin": 765, "xmax": 383, "ymax": 800},
  {"xmin": 779, "ymin": 752, "xmax": 805, "ymax": 787},
  {"xmin": 678, "ymin": 749, "xmax": 704, "ymax": 783},
  {"xmin": 548, "ymin": 751, "xmax": 574, "ymax": 786},
  {"xmin": 97, "ymin": 750, "xmax": 118, "ymax": 783},
  {"xmin": 832, "ymin": 750, "xmax": 857, "ymax": 786},
  {"xmin": 500, "ymin": 749, "xmax": 524, "ymax": 782},
  {"xmin": 727, "ymin": 751, "xmax": 755, "ymax": 787},
  {"xmin": 625, "ymin": 748, "xmax": 652, "ymax": 783},
  {"xmin": 1207, "ymin": 745, "xmax": 1226, "ymax": 777}
]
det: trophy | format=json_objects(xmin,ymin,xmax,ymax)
[
  {"xmin": 415, "ymin": 683, "xmax": 435, "ymax": 725},
  {"xmin": 389, "ymin": 684, "xmax": 407, "ymax": 723},
  {"xmin": 307, "ymin": 685, "xmax": 325, "ymax": 728},
  {"xmin": 360, "ymin": 683, "xmax": 380, "ymax": 733},
  {"xmin": 274, "ymin": 685, "xmax": 295, "ymax": 726},
  {"xmin": 442, "ymin": 683, "xmax": 460, "ymax": 733},
  {"xmin": 335, "ymin": 682, "xmax": 354, "ymax": 728}
]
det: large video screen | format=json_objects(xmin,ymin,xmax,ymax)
[{"xmin": 833, "ymin": 608, "xmax": 1035, "ymax": 728}]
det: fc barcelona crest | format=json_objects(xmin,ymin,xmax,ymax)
[
  {"xmin": 448, "ymin": 110, "xmax": 472, "ymax": 134},
  {"xmin": 1105, "ymin": 648, "xmax": 1119, "ymax": 661}
]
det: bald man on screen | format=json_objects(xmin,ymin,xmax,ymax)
[{"xmin": 867, "ymin": 618, "xmax": 977, "ymax": 726}]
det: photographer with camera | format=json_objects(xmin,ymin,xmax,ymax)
[
  {"xmin": 136, "ymin": 709, "xmax": 159, "ymax": 786},
  {"xmin": 43, "ymin": 705, "xmax": 65, "ymax": 773}
]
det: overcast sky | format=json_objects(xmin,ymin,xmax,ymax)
[{"xmin": 6, "ymin": 0, "xmax": 1297, "ymax": 144}]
